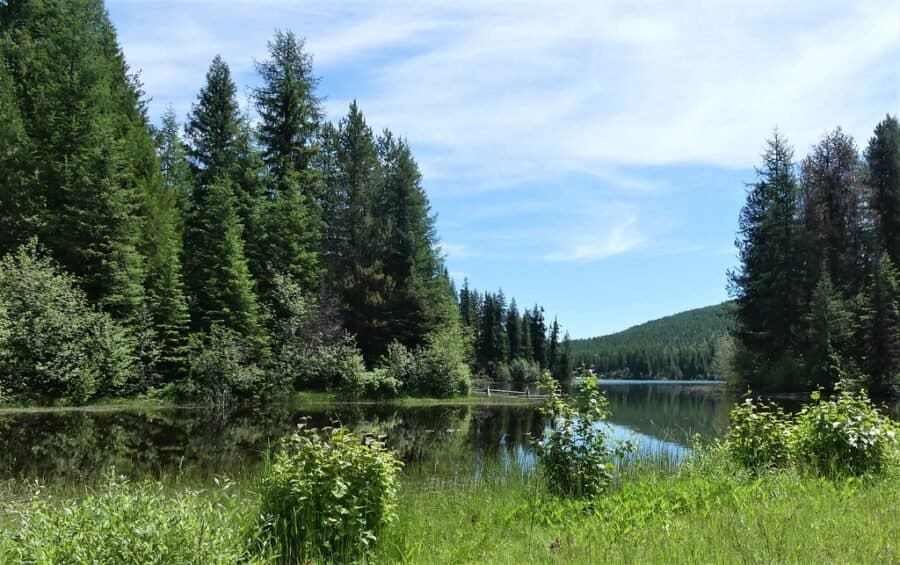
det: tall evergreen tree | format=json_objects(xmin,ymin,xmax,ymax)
[
  {"xmin": 548, "ymin": 317, "xmax": 560, "ymax": 371},
  {"xmin": 530, "ymin": 305, "xmax": 548, "ymax": 368},
  {"xmin": 183, "ymin": 177, "xmax": 266, "ymax": 353},
  {"xmin": 0, "ymin": 0, "xmax": 148, "ymax": 321},
  {"xmin": 801, "ymin": 128, "xmax": 868, "ymax": 296},
  {"xmin": 506, "ymin": 299, "xmax": 522, "ymax": 359},
  {"xmin": 185, "ymin": 55, "xmax": 240, "ymax": 191},
  {"xmin": 253, "ymin": 30, "xmax": 323, "ymax": 187},
  {"xmin": 729, "ymin": 132, "xmax": 806, "ymax": 390},
  {"xmin": 867, "ymin": 115, "xmax": 900, "ymax": 266},
  {"xmin": 153, "ymin": 107, "xmax": 192, "ymax": 219},
  {"xmin": 862, "ymin": 253, "xmax": 900, "ymax": 396}
]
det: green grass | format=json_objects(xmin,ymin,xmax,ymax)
[
  {"xmin": 378, "ymin": 455, "xmax": 899, "ymax": 564},
  {"xmin": 0, "ymin": 453, "xmax": 897, "ymax": 564}
]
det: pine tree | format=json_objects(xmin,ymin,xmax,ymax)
[
  {"xmin": 548, "ymin": 317, "xmax": 560, "ymax": 372},
  {"xmin": 530, "ymin": 305, "xmax": 548, "ymax": 368},
  {"xmin": 863, "ymin": 253, "xmax": 900, "ymax": 396},
  {"xmin": 153, "ymin": 107, "xmax": 192, "ymax": 219},
  {"xmin": 729, "ymin": 132, "xmax": 806, "ymax": 390},
  {"xmin": 0, "ymin": 0, "xmax": 148, "ymax": 322},
  {"xmin": 801, "ymin": 128, "xmax": 867, "ymax": 296},
  {"xmin": 506, "ymin": 299, "xmax": 522, "ymax": 359},
  {"xmin": 867, "ymin": 115, "xmax": 900, "ymax": 266},
  {"xmin": 805, "ymin": 273, "xmax": 856, "ymax": 390},
  {"xmin": 183, "ymin": 177, "xmax": 267, "ymax": 354},
  {"xmin": 185, "ymin": 55, "xmax": 240, "ymax": 191},
  {"xmin": 253, "ymin": 30, "xmax": 323, "ymax": 187}
]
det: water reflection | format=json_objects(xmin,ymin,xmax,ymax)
[{"xmin": 0, "ymin": 382, "xmax": 893, "ymax": 482}]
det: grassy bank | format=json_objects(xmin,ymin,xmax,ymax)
[{"xmin": 1, "ymin": 452, "xmax": 896, "ymax": 564}]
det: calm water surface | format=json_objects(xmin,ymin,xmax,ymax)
[{"xmin": 0, "ymin": 381, "xmax": 894, "ymax": 481}]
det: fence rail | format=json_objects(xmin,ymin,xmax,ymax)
[{"xmin": 472, "ymin": 387, "xmax": 548, "ymax": 400}]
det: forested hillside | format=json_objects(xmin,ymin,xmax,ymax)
[{"xmin": 569, "ymin": 303, "xmax": 734, "ymax": 379}]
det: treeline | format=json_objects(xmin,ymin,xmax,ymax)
[
  {"xmin": 569, "ymin": 303, "xmax": 735, "ymax": 379},
  {"xmin": 0, "ymin": 0, "xmax": 486, "ymax": 403},
  {"xmin": 729, "ymin": 116, "xmax": 900, "ymax": 396},
  {"xmin": 458, "ymin": 281, "xmax": 573, "ymax": 383}
]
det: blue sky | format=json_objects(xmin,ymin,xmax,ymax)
[{"xmin": 106, "ymin": 0, "xmax": 899, "ymax": 338}]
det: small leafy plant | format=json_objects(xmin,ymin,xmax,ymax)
[
  {"xmin": 534, "ymin": 369, "xmax": 632, "ymax": 498},
  {"xmin": 792, "ymin": 388, "xmax": 898, "ymax": 477},
  {"xmin": 724, "ymin": 397, "xmax": 793, "ymax": 471},
  {"xmin": 257, "ymin": 423, "xmax": 402, "ymax": 563}
]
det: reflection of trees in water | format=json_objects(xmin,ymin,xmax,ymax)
[{"xmin": 601, "ymin": 385, "xmax": 731, "ymax": 445}]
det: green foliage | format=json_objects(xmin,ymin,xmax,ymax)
[
  {"xmin": 724, "ymin": 398, "xmax": 792, "ymax": 470},
  {"xmin": 0, "ymin": 243, "xmax": 135, "ymax": 404},
  {"xmin": 184, "ymin": 177, "xmax": 267, "ymax": 354},
  {"xmin": 508, "ymin": 357, "xmax": 541, "ymax": 383},
  {"xmin": 793, "ymin": 388, "xmax": 898, "ymax": 477},
  {"xmin": 570, "ymin": 302, "xmax": 734, "ymax": 380},
  {"xmin": 0, "ymin": 478, "xmax": 260, "ymax": 564},
  {"xmin": 412, "ymin": 328, "xmax": 472, "ymax": 398},
  {"xmin": 535, "ymin": 370, "xmax": 632, "ymax": 498},
  {"xmin": 257, "ymin": 425, "xmax": 401, "ymax": 563},
  {"xmin": 0, "ymin": 0, "xmax": 151, "ymax": 322},
  {"xmin": 186, "ymin": 325, "xmax": 273, "ymax": 405},
  {"xmin": 336, "ymin": 368, "xmax": 400, "ymax": 401}
]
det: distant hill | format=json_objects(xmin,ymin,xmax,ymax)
[{"xmin": 570, "ymin": 302, "xmax": 735, "ymax": 379}]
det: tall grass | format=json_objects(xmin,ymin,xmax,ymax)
[{"xmin": 0, "ymin": 451, "xmax": 897, "ymax": 563}]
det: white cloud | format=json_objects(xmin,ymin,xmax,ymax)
[{"xmin": 108, "ymin": 0, "xmax": 898, "ymax": 264}]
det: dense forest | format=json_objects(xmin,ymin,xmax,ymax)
[
  {"xmin": 0, "ymin": 0, "xmax": 572, "ymax": 405},
  {"xmin": 458, "ymin": 282, "xmax": 572, "ymax": 383},
  {"xmin": 570, "ymin": 303, "xmax": 734, "ymax": 379},
  {"xmin": 729, "ymin": 117, "xmax": 900, "ymax": 396}
]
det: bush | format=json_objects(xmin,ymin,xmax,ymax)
[
  {"xmin": 724, "ymin": 397, "xmax": 793, "ymax": 471},
  {"xmin": 379, "ymin": 341, "xmax": 417, "ymax": 386},
  {"xmin": 412, "ymin": 328, "xmax": 471, "ymax": 398},
  {"xmin": 535, "ymin": 370, "xmax": 632, "ymax": 498},
  {"xmin": 267, "ymin": 275, "xmax": 355, "ymax": 392},
  {"xmin": 509, "ymin": 357, "xmax": 541, "ymax": 384},
  {"xmin": 187, "ymin": 325, "xmax": 272, "ymax": 405},
  {"xmin": 0, "ymin": 242, "xmax": 136, "ymax": 404},
  {"xmin": 0, "ymin": 478, "xmax": 257, "ymax": 564},
  {"xmin": 336, "ymin": 368, "xmax": 400, "ymax": 401},
  {"xmin": 793, "ymin": 388, "xmax": 898, "ymax": 476},
  {"xmin": 257, "ymin": 425, "xmax": 401, "ymax": 563}
]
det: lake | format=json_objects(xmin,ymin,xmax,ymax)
[{"xmin": 0, "ymin": 381, "xmax": 895, "ymax": 482}]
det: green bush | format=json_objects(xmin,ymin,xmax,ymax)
[
  {"xmin": 0, "ymin": 479, "xmax": 259, "ymax": 564},
  {"xmin": 724, "ymin": 397, "xmax": 793, "ymax": 471},
  {"xmin": 412, "ymin": 328, "xmax": 471, "ymax": 398},
  {"xmin": 793, "ymin": 388, "xmax": 898, "ymax": 476},
  {"xmin": 509, "ymin": 357, "xmax": 541, "ymax": 384},
  {"xmin": 336, "ymin": 368, "xmax": 400, "ymax": 401},
  {"xmin": 187, "ymin": 325, "xmax": 273, "ymax": 405},
  {"xmin": 257, "ymin": 425, "xmax": 401, "ymax": 563},
  {"xmin": 535, "ymin": 370, "xmax": 632, "ymax": 498},
  {"xmin": 0, "ymin": 242, "xmax": 136, "ymax": 404},
  {"xmin": 379, "ymin": 341, "xmax": 417, "ymax": 386}
]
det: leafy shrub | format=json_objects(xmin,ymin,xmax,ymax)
[
  {"xmin": 187, "ymin": 325, "xmax": 272, "ymax": 405},
  {"xmin": 379, "ymin": 341, "xmax": 417, "ymax": 386},
  {"xmin": 267, "ymin": 274, "xmax": 354, "ymax": 392},
  {"xmin": 793, "ymin": 388, "xmax": 898, "ymax": 476},
  {"xmin": 0, "ymin": 478, "xmax": 258, "ymax": 564},
  {"xmin": 0, "ymin": 242, "xmax": 136, "ymax": 404},
  {"xmin": 535, "ymin": 370, "xmax": 632, "ymax": 498},
  {"xmin": 509, "ymin": 357, "xmax": 541, "ymax": 384},
  {"xmin": 412, "ymin": 328, "xmax": 471, "ymax": 398},
  {"xmin": 257, "ymin": 425, "xmax": 401, "ymax": 563},
  {"xmin": 336, "ymin": 368, "xmax": 400, "ymax": 401},
  {"xmin": 724, "ymin": 397, "xmax": 793, "ymax": 471}
]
